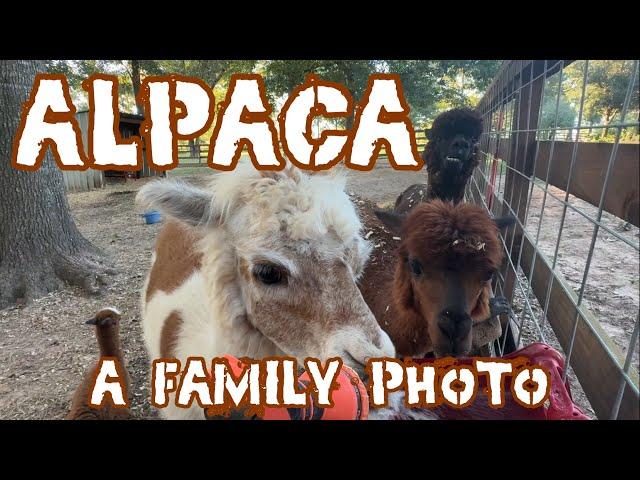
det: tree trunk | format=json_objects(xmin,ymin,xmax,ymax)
[
  {"xmin": 131, "ymin": 60, "xmax": 142, "ymax": 115},
  {"xmin": 603, "ymin": 107, "xmax": 614, "ymax": 137},
  {"xmin": 345, "ymin": 113, "xmax": 355, "ymax": 130},
  {"xmin": 0, "ymin": 60, "xmax": 114, "ymax": 308},
  {"xmin": 189, "ymin": 138, "xmax": 198, "ymax": 160}
]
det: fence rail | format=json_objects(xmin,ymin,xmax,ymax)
[{"xmin": 468, "ymin": 59, "xmax": 639, "ymax": 419}]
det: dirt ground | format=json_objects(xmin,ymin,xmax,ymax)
[
  {"xmin": 521, "ymin": 184, "xmax": 639, "ymax": 362},
  {"xmin": 0, "ymin": 162, "xmax": 637, "ymax": 420},
  {"xmin": 0, "ymin": 182, "xmax": 163, "ymax": 419}
]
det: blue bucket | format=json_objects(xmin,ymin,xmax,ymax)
[{"xmin": 141, "ymin": 210, "xmax": 162, "ymax": 225}]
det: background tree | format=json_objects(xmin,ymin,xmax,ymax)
[
  {"xmin": 49, "ymin": 59, "xmax": 501, "ymax": 128},
  {"xmin": 386, "ymin": 60, "xmax": 451, "ymax": 124},
  {"xmin": 263, "ymin": 60, "xmax": 375, "ymax": 128},
  {"xmin": 49, "ymin": 60, "xmax": 259, "ymax": 157},
  {"xmin": 585, "ymin": 60, "xmax": 638, "ymax": 136},
  {"xmin": 152, "ymin": 60, "xmax": 258, "ymax": 155},
  {"xmin": 48, "ymin": 60, "xmax": 159, "ymax": 112},
  {"xmin": 538, "ymin": 70, "xmax": 577, "ymax": 140},
  {"xmin": 539, "ymin": 95, "xmax": 577, "ymax": 140},
  {"xmin": 153, "ymin": 59, "xmax": 257, "ymax": 88},
  {"xmin": 0, "ymin": 60, "xmax": 114, "ymax": 308},
  {"xmin": 564, "ymin": 60, "xmax": 639, "ymax": 140},
  {"xmin": 263, "ymin": 60, "xmax": 501, "ymax": 127},
  {"xmin": 49, "ymin": 60, "xmax": 258, "ymax": 110}
]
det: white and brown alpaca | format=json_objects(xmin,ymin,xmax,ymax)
[
  {"xmin": 67, "ymin": 307, "xmax": 131, "ymax": 420},
  {"xmin": 137, "ymin": 164, "xmax": 395, "ymax": 420}
]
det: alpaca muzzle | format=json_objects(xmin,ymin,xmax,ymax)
[
  {"xmin": 436, "ymin": 309, "xmax": 473, "ymax": 356},
  {"xmin": 442, "ymin": 135, "xmax": 472, "ymax": 174},
  {"xmin": 86, "ymin": 315, "xmax": 116, "ymax": 327},
  {"xmin": 444, "ymin": 155, "xmax": 464, "ymax": 173},
  {"xmin": 328, "ymin": 326, "xmax": 395, "ymax": 379}
]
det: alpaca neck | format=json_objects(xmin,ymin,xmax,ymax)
[
  {"xmin": 96, "ymin": 325, "xmax": 123, "ymax": 359},
  {"xmin": 95, "ymin": 323, "xmax": 130, "ymax": 395},
  {"xmin": 232, "ymin": 321, "xmax": 283, "ymax": 359},
  {"xmin": 427, "ymin": 175, "xmax": 467, "ymax": 203}
]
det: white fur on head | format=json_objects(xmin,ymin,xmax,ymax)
[
  {"xmin": 140, "ymin": 162, "xmax": 390, "ymax": 379},
  {"xmin": 195, "ymin": 162, "xmax": 364, "ymax": 262}
]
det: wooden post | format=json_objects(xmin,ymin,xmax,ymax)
[{"xmin": 498, "ymin": 61, "xmax": 544, "ymax": 351}]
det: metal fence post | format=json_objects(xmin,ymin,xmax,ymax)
[{"xmin": 499, "ymin": 61, "xmax": 544, "ymax": 350}]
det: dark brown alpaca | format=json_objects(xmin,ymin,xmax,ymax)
[
  {"xmin": 359, "ymin": 200, "xmax": 513, "ymax": 357},
  {"xmin": 394, "ymin": 108, "xmax": 483, "ymax": 214},
  {"xmin": 67, "ymin": 308, "xmax": 131, "ymax": 420}
]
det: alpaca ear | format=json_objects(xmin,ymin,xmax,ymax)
[
  {"xmin": 493, "ymin": 215, "xmax": 516, "ymax": 231},
  {"xmin": 136, "ymin": 180, "xmax": 217, "ymax": 227},
  {"xmin": 374, "ymin": 210, "xmax": 405, "ymax": 235}
]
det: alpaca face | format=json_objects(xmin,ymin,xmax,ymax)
[
  {"xmin": 233, "ymin": 240, "xmax": 395, "ymax": 376},
  {"xmin": 424, "ymin": 133, "xmax": 480, "ymax": 191},
  {"xmin": 406, "ymin": 263, "xmax": 491, "ymax": 357},
  {"xmin": 423, "ymin": 108, "xmax": 483, "ymax": 197},
  {"xmin": 376, "ymin": 201, "xmax": 513, "ymax": 358},
  {"xmin": 428, "ymin": 134, "xmax": 477, "ymax": 177},
  {"xmin": 138, "ymin": 165, "xmax": 395, "ymax": 377},
  {"xmin": 223, "ymin": 170, "xmax": 395, "ymax": 375}
]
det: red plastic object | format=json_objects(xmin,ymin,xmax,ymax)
[
  {"xmin": 263, "ymin": 364, "xmax": 368, "ymax": 420},
  {"xmin": 414, "ymin": 342, "xmax": 591, "ymax": 420},
  {"xmin": 210, "ymin": 355, "xmax": 368, "ymax": 420}
]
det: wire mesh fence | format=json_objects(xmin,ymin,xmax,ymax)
[
  {"xmin": 166, "ymin": 61, "xmax": 640, "ymax": 418},
  {"xmin": 466, "ymin": 60, "xmax": 639, "ymax": 419}
]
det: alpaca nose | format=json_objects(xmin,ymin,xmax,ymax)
[
  {"xmin": 452, "ymin": 138, "xmax": 470, "ymax": 150},
  {"xmin": 437, "ymin": 308, "xmax": 472, "ymax": 342},
  {"xmin": 332, "ymin": 327, "xmax": 395, "ymax": 381}
]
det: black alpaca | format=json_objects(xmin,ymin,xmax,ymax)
[{"xmin": 395, "ymin": 108, "xmax": 483, "ymax": 214}]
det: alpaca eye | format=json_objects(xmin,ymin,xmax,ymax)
[
  {"xmin": 409, "ymin": 259, "xmax": 423, "ymax": 276},
  {"xmin": 484, "ymin": 269, "xmax": 496, "ymax": 281},
  {"xmin": 253, "ymin": 264, "xmax": 287, "ymax": 285}
]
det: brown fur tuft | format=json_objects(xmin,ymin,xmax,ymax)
[{"xmin": 399, "ymin": 200, "xmax": 502, "ymax": 274}]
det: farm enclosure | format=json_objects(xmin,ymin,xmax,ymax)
[
  {"xmin": 0, "ymin": 59, "xmax": 638, "ymax": 420},
  {"xmin": 467, "ymin": 60, "xmax": 639, "ymax": 419}
]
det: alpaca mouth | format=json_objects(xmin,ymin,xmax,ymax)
[{"xmin": 443, "ymin": 156, "xmax": 464, "ymax": 173}]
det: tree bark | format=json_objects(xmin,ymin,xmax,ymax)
[
  {"xmin": 603, "ymin": 107, "xmax": 616, "ymax": 137},
  {"xmin": 0, "ymin": 60, "xmax": 114, "ymax": 308},
  {"xmin": 189, "ymin": 138, "xmax": 198, "ymax": 159},
  {"xmin": 131, "ymin": 60, "xmax": 142, "ymax": 115},
  {"xmin": 345, "ymin": 113, "xmax": 355, "ymax": 131}
]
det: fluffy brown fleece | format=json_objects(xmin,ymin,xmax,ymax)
[
  {"xmin": 399, "ymin": 200, "xmax": 502, "ymax": 274},
  {"xmin": 361, "ymin": 200, "xmax": 504, "ymax": 356}
]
